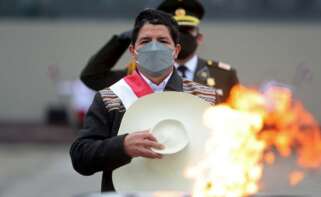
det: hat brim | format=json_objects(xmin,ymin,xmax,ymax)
[{"xmin": 113, "ymin": 92, "xmax": 212, "ymax": 192}]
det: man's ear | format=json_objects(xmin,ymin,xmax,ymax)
[
  {"xmin": 174, "ymin": 44, "xmax": 181, "ymax": 59},
  {"xmin": 129, "ymin": 44, "xmax": 136, "ymax": 57},
  {"xmin": 196, "ymin": 33, "xmax": 204, "ymax": 45}
]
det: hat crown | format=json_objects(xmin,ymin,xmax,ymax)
[{"xmin": 157, "ymin": 0, "xmax": 205, "ymax": 26}]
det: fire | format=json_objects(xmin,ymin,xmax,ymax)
[
  {"xmin": 187, "ymin": 83, "xmax": 321, "ymax": 196},
  {"xmin": 186, "ymin": 105, "xmax": 266, "ymax": 197},
  {"xmin": 289, "ymin": 171, "xmax": 304, "ymax": 186}
]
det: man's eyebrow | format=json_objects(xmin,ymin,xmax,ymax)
[
  {"xmin": 138, "ymin": 36, "xmax": 151, "ymax": 40},
  {"xmin": 158, "ymin": 36, "xmax": 170, "ymax": 40}
]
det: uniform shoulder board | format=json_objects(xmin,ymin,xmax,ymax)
[
  {"xmin": 207, "ymin": 59, "xmax": 214, "ymax": 66},
  {"xmin": 218, "ymin": 61, "xmax": 231, "ymax": 71},
  {"xmin": 206, "ymin": 59, "xmax": 231, "ymax": 71}
]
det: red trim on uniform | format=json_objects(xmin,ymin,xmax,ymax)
[{"xmin": 124, "ymin": 71, "xmax": 153, "ymax": 97}]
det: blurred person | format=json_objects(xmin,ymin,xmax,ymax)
[
  {"xmin": 80, "ymin": 0, "xmax": 239, "ymax": 102},
  {"xmin": 70, "ymin": 9, "xmax": 217, "ymax": 192},
  {"xmin": 47, "ymin": 65, "xmax": 95, "ymax": 128},
  {"xmin": 70, "ymin": 80, "xmax": 95, "ymax": 128}
]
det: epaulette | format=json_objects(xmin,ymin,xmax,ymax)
[
  {"xmin": 206, "ymin": 59, "xmax": 214, "ymax": 67},
  {"xmin": 218, "ymin": 61, "xmax": 231, "ymax": 70},
  {"xmin": 207, "ymin": 59, "xmax": 231, "ymax": 71}
]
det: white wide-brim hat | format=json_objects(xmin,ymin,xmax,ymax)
[{"xmin": 113, "ymin": 92, "xmax": 213, "ymax": 192}]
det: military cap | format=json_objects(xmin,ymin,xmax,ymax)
[{"xmin": 157, "ymin": 0, "xmax": 205, "ymax": 26}]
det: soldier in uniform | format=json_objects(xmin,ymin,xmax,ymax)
[{"xmin": 80, "ymin": 0, "xmax": 239, "ymax": 102}]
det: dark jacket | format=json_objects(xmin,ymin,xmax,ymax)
[{"xmin": 70, "ymin": 70, "xmax": 216, "ymax": 192}]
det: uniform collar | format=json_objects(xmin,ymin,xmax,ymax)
[{"xmin": 175, "ymin": 55, "xmax": 198, "ymax": 73}]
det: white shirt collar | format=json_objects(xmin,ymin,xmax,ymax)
[
  {"xmin": 139, "ymin": 70, "xmax": 173, "ymax": 93},
  {"xmin": 174, "ymin": 55, "xmax": 198, "ymax": 80}
]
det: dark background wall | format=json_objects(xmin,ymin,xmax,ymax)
[
  {"xmin": 1, "ymin": 0, "xmax": 321, "ymax": 20},
  {"xmin": 0, "ymin": 1, "xmax": 321, "ymax": 122}
]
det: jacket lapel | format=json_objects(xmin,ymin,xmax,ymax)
[
  {"xmin": 164, "ymin": 68, "xmax": 183, "ymax": 92},
  {"xmin": 193, "ymin": 58, "xmax": 209, "ymax": 84}
]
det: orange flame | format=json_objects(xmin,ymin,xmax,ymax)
[
  {"xmin": 186, "ymin": 105, "xmax": 266, "ymax": 197},
  {"xmin": 188, "ymin": 84, "xmax": 321, "ymax": 197},
  {"xmin": 230, "ymin": 84, "xmax": 321, "ymax": 168},
  {"xmin": 289, "ymin": 171, "xmax": 304, "ymax": 186}
]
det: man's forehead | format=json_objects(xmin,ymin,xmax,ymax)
[{"xmin": 138, "ymin": 24, "xmax": 171, "ymax": 37}]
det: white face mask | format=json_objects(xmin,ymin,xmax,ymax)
[{"xmin": 136, "ymin": 40, "xmax": 174, "ymax": 77}]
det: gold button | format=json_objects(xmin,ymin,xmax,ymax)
[
  {"xmin": 201, "ymin": 72, "xmax": 208, "ymax": 78},
  {"xmin": 207, "ymin": 78, "xmax": 215, "ymax": 87},
  {"xmin": 175, "ymin": 8, "xmax": 186, "ymax": 16},
  {"xmin": 207, "ymin": 60, "xmax": 213, "ymax": 66}
]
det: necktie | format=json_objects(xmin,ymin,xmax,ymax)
[{"xmin": 177, "ymin": 65, "xmax": 188, "ymax": 78}]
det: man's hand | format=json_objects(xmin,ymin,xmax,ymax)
[{"xmin": 124, "ymin": 130, "xmax": 164, "ymax": 159}]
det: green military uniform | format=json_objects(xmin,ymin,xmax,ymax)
[
  {"xmin": 194, "ymin": 58, "xmax": 238, "ymax": 102},
  {"xmin": 80, "ymin": 35, "xmax": 129, "ymax": 91},
  {"xmin": 80, "ymin": 0, "xmax": 239, "ymax": 103}
]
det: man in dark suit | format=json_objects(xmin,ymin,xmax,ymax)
[
  {"xmin": 80, "ymin": 0, "xmax": 239, "ymax": 102},
  {"xmin": 71, "ymin": 9, "xmax": 217, "ymax": 191}
]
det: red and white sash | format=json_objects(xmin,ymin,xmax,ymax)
[{"xmin": 110, "ymin": 71, "xmax": 153, "ymax": 109}]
